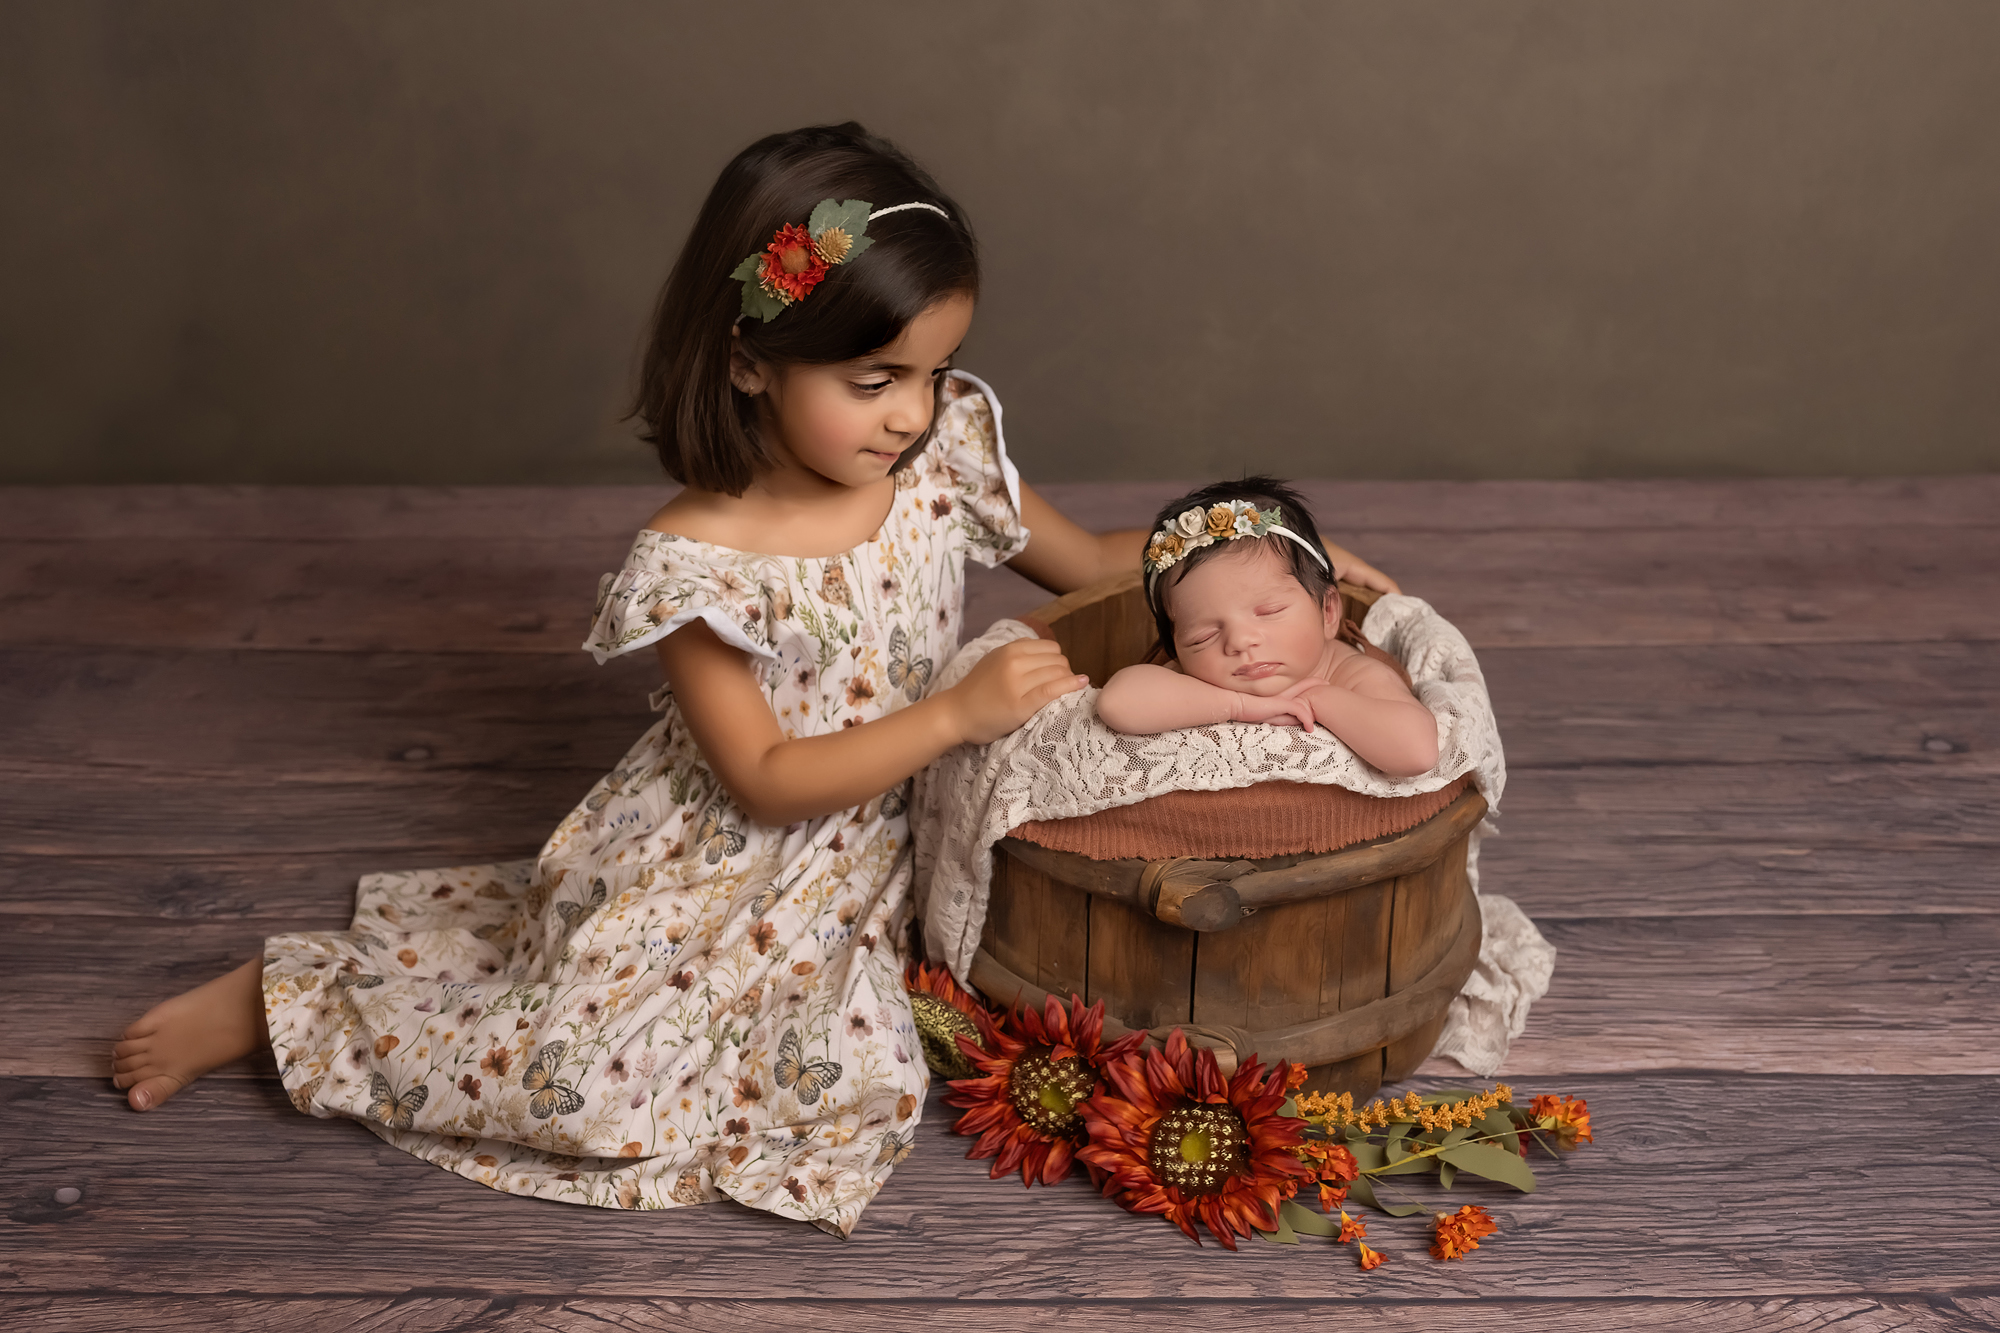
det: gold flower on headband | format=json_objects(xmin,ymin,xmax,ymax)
[{"xmin": 1145, "ymin": 501, "xmax": 1288, "ymax": 576}]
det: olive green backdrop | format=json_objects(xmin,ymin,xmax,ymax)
[{"xmin": 3, "ymin": 0, "xmax": 1996, "ymax": 484}]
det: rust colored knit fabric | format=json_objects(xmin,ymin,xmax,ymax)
[{"xmin": 1009, "ymin": 773, "xmax": 1471, "ymax": 861}]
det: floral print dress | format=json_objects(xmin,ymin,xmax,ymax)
[{"xmin": 261, "ymin": 371, "xmax": 1028, "ymax": 1236}]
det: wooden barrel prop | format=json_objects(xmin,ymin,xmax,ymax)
[{"xmin": 973, "ymin": 572, "xmax": 1485, "ymax": 1099}]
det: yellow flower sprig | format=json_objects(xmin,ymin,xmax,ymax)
[{"xmin": 1296, "ymin": 1084, "xmax": 1514, "ymax": 1132}]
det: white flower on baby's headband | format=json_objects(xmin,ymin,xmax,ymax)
[{"xmin": 1143, "ymin": 500, "xmax": 1332, "ymax": 580}]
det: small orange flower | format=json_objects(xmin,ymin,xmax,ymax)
[
  {"xmin": 1337, "ymin": 1209, "xmax": 1366, "ymax": 1244},
  {"xmin": 1431, "ymin": 1203, "xmax": 1498, "ymax": 1261},
  {"xmin": 1357, "ymin": 1241, "xmax": 1387, "ymax": 1271},
  {"xmin": 1531, "ymin": 1093, "xmax": 1594, "ymax": 1149}
]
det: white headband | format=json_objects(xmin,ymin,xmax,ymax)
[{"xmin": 867, "ymin": 203, "xmax": 951, "ymax": 222}]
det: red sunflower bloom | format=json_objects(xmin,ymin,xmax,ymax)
[
  {"xmin": 759, "ymin": 223, "xmax": 829, "ymax": 305},
  {"xmin": 1075, "ymin": 1029, "xmax": 1315, "ymax": 1249},
  {"xmin": 904, "ymin": 961, "xmax": 992, "ymax": 1080},
  {"xmin": 945, "ymin": 993, "xmax": 1144, "ymax": 1188}
]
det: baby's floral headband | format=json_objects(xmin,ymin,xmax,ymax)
[
  {"xmin": 1144, "ymin": 500, "xmax": 1332, "ymax": 581},
  {"xmin": 731, "ymin": 199, "xmax": 951, "ymax": 323}
]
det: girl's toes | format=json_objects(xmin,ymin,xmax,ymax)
[{"xmin": 127, "ymin": 1073, "xmax": 188, "ymax": 1112}]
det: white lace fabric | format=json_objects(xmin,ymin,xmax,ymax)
[{"xmin": 913, "ymin": 593, "xmax": 1551, "ymax": 1076}]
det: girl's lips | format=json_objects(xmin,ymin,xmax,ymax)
[{"xmin": 1235, "ymin": 661, "xmax": 1284, "ymax": 681}]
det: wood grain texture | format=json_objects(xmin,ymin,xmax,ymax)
[
  {"xmin": 3, "ymin": 1073, "xmax": 1994, "ymax": 1298},
  {"xmin": 7, "ymin": 636, "xmax": 1994, "ymax": 789},
  {"xmin": 11, "ymin": 911, "xmax": 1994, "ymax": 1080},
  {"xmin": 980, "ymin": 852, "xmax": 1090, "ymax": 1002},
  {"xmin": 11, "ymin": 523, "xmax": 1999, "ymax": 653},
  {"xmin": 10, "ymin": 476, "xmax": 1993, "ymax": 541},
  {"xmin": 5, "ymin": 1294, "xmax": 1997, "ymax": 1333},
  {"xmin": 1085, "ymin": 895, "xmax": 1194, "ymax": 1030}
]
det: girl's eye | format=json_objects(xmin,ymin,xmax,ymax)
[{"xmin": 856, "ymin": 380, "xmax": 892, "ymax": 393}]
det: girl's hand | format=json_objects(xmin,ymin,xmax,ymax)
[
  {"xmin": 945, "ymin": 638, "xmax": 1088, "ymax": 745},
  {"xmin": 1324, "ymin": 542, "xmax": 1401, "ymax": 596}
]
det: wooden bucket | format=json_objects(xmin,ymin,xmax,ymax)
[{"xmin": 973, "ymin": 571, "xmax": 1485, "ymax": 1098}]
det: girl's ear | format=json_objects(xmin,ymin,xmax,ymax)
[{"xmin": 728, "ymin": 327, "xmax": 773, "ymax": 397}]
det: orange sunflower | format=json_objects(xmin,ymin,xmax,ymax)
[
  {"xmin": 945, "ymin": 993, "xmax": 1144, "ymax": 1187},
  {"xmin": 904, "ymin": 961, "xmax": 991, "ymax": 1081},
  {"xmin": 1075, "ymin": 1029, "xmax": 1315, "ymax": 1249}
]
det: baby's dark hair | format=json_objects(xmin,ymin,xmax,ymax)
[
  {"xmin": 630, "ymin": 123, "xmax": 979, "ymax": 495},
  {"xmin": 1144, "ymin": 476, "xmax": 1336, "ymax": 661}
]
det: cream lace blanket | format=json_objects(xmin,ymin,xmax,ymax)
[{"xmin": 912, "ymin": 594, "xmax": 1553, "ymax": 1076}]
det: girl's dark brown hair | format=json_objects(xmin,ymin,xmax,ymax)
[
  {"xmin": 1143, "ymin": 476, "xmax": 1337, "ymax": 661},
  {"xmin": 631, "ymin": 123, "xmax": 979, "ymax": 496}
]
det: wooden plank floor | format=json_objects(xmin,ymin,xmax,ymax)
[{"xmin": 3, "ymin": 480, "xmax": 1997, "ymax": 1330}]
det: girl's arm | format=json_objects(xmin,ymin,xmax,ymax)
[
  {"xmin": 656, "ymin": 623, "xmax": 1086, "ymax": 826},
  {"xmin": 1097, "ymin": 664, "xmax": 1313, "ymax": 734},
  {"xmin": 1291, "ymin": 658, "xmax": 1439, "ymax": 777},
  {"xmin": 1005, "ymin": 486, "xmax": 1146, "ymax": 594},
  {"xmin": 1005, "ymin": 484, "xmax": 1402, "ymax": 595}
]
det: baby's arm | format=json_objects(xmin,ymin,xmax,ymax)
[
  {"xmin": 1097, "ymin": 664, "xmax": 1311, "ymax": 735},
  {"xmin": 1293, "ymin": 657, "xmax": 1439, "ymax": 777}
]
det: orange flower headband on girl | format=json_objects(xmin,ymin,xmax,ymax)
[
  {"xmin": 731, "ymin": 198, "xmax": 951, "ymax": 322},
  {"xmin": 1144, "ymin": 500, "xmax": 1332, "ymax": 583}
]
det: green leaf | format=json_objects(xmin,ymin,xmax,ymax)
[
  {"xmin": 1279, "ymin": 1200, "xmax": 1339, "ymax": 1237},
  {"xmin": 1376, "ymin": 1147, "xmax": 1436, "ymax": 1176},
  {"xmin": 1422, "ymin": 1088, "xmax": 1473, "ymax": 1104},
  {"xmin": 809, "ymin": 198, "xmax": 872, "ymax": 240},
  {"xmin": 1257, "ymin": 1211, "xmax": 1300, "ymax": 1245},
  {"xmin": 1439, "ymin": 1141, "xmax": 1539, "ymax": 1193},
  {"xmin": 1438, "ymin": 1161, "xmax": 1458, "ymax": 1190},
  {"xmin": 1348, "ymin": 1141, "xmax": 1388, "ymax": 1172},
  {"xmin": 738, "ymin": 278, "xmax": 787, "ymax": 324},
  {"xmin": 1384, "ymin": 1123, "xmax": 1411, "ymax": 1152},
  {"xmin": 1347, "ymin": 1175, "xmax": 1430, "ymax": 1217},
  {"xmin": 729, "ymin": 255, "xmax": 763, "ymax": 282}
]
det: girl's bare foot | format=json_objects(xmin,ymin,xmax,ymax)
[{"xmin": 111, "ymin": 958, "xmax": 268, "ymax": 1111}]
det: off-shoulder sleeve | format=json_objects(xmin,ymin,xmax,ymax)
[
  {"xmin": 930, "ymin": 370, "xmax": 1030, "ymax": 568},
  {"xmin": 581, "ymin": 533, "xmax": 781, "ymax": 671}
]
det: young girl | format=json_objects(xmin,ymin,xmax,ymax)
[
  {"xmin": 1098, "ymin": 478, "xmax": 1437, "ymax": 777},
  {"xmin": 110, "ymin": 125, "xmax": 1396, "ymax": 1235}
]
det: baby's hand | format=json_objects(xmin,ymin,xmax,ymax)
[
  {"xmin": 1230, "ymin": 689, "xmax": 1317, "ymax": 731},
  {"xmin": 945, "ymin": 638, "xmax": 1088, "ymax": 745}
]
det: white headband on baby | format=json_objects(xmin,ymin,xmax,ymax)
[{"xmin": 1143, "ymin": 501, "xmax": 1331, "ymax": 584}]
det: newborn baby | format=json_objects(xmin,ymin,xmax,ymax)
[{"xmin": 1096, "ymin": 479, "xmax": 1440, "ymax": 777}]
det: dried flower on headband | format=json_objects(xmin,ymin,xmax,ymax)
[
  {"xmin": 730, "ymin": 199, "xmax": 876, "ymax": 322},
  {"xmin": 729, "ymin": 198, "xmax": 951, "ymax": 323},
  {"xmin": 1143, "ymin": 500, "xmax": 1331, "ymax": 581}
]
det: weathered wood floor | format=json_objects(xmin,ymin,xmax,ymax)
[{"xmin": 2, "ymin": 479, "xmax": 1996, "ymax": 1331}]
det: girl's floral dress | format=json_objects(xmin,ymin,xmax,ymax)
[{"xmin": 261, "ymin": 371, "xmax": 1028, "ymax": 1237}]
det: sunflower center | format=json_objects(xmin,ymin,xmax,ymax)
[
  {"xmin": 1006, "ymin": 1047, "xmax": 1097, "ymax": 1137},
  {"xmin": 1148, "ymin": 1101, "xmax": 1249, "ymax": 1195},
  {"xmin": 909, "ymin": 993, "xmax": 980, "ymax": 1080}
]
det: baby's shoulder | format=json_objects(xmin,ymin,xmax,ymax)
[{"xmin": 1327, "ymin": 641, "xmax": 1414, "ymax": 696}]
